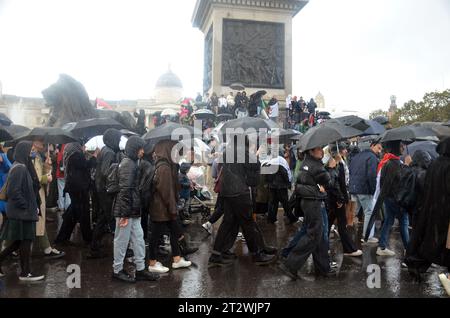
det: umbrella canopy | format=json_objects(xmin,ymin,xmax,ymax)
[
  {"xmin": 329, "ymin": 115, "xmax": 370, "ymax": 131},
  {"xmin": 229, "ymin": 83, "xmax": 245, "ymax": 91},
  {"xmin": 361, "ymin": 120, "xmax": 386, "ymax": 136},
  {"xmin": 220, "ymin": 117, "xmax": 278, "ymax": 133},
  {"xmin": 250, "ymin": 90, "xmax": 267, "ymax": 100},
  {"xmin": 372, "ymin": 116, "xmax": 389, "ymax": 125},
  {"xmin": 0, "ymin": 124, "xmax": 31, "ymax": 142},
  {"xmin": 412, "ymin": 122, "xmax": 450, "ymax": 139},
  {"xmin": 120, "ymin": 129, "xmax": 138, "ymax": 137},
  {"xmin": 0, "ymin": 126, "xmax": 13, "ymax": 142},
  {"xmin": 142, "ymin": 122, "xmax": 201, "ymax": 144},
  {"xmin": 160, "ymin": 109, "xmax": 179, "ymax": 117},
  {"xmin": 295, "ymin": 122, "xmax": 363, "ymax": 151},
  {"xmin": 85, "ymin": 135, "xmax": 128, "ymax": 151},
  {"xmin": 216, "ymin": 113, "xmax": 234, "ymax": 122},
  {"xmin": 0, "ymin": 113, "xmax": 12, "ymax": 126},
  {"xmin": 380, "ymin": 125, "xmax": 438, "ymax": 142},
  {"xmin": 14, "ymin": 127, "xmax": 79, "ymax": 144},
  {"xmin": 270, "ymin": 128, "xmax": 302, "ymax": 143},
  {"xmin": 62, "ymin": 117, "xmax": 124, "ymax": 140},
  {"xmin": 403, "ymin": 140, "xmax": 438, "ymax": 160},
  {"xmin": 192, "ymin": 109, "xmax": 216, "ymax": 120}
]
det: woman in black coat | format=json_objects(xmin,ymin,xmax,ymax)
[
  {"xmin": 55, "ymin": 142, "xmax": 96, "ymax": 244},
  {"xmin": 0, "ymin": 141, "xmax": 44, "ymax": 281}
]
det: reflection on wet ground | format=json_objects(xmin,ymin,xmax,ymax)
[{"xmin": 0, "ymin": 210, "xmax": 447, "ymax": 298}]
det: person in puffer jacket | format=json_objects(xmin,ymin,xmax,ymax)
[
  {"xmin": 279, "ymin": 146, "xmax": 333, "ymax": 280},
  {"xmin": 112, "ymin": 136, "xmax": 159, "ymax": 283}
]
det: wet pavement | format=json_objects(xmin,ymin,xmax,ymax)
[{"xmin": 0, "ymin": 209, "xmax": 447, "ymax": 298}]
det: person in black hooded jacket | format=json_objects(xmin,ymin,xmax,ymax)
[
  {"xmin": 208, "ymin": 136, "xmax": 276, "ymax": 267},
  {"xmin": 89, "ymin": 128, "xmax": 123, "ymax": 258},
  {"xmin": 112, "ymin": 136, "xmax": 159, "ymax": 283},
  {"xmin": 279, "ymin": 147, "xmax": 333, "ymax": 280},
  {"xmin": 55, "ymin": 142, "xmax": 96, "ymax": 245},
  {"xmin": 409, "ymin": 149, "xmax": 432, "ymax": 227},
  {"xmin": 0, "ymin": 141, "xmax": 45, "ymax": 281}
]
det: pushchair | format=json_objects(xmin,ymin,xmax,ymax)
[{"xmin": 185, "ymin": 165, "xmax": 212, "ymax": 221}]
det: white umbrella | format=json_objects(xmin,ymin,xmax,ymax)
[
  {"xmin": 85, "ymin": 135, "xmax": 128, "ymax": 151},
  {"xmin": 161, "ymin": 109, "xmax": 179, "ymax": 117}
]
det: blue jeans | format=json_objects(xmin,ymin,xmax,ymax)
[
  {"xmin": 379, "ymin": 198, "xmax": 409, "ymax": 250},
  {"xmin": 282, "ymin": 202, "xmax": 328, "ymax": 257},
  {"xmin": 113, "ymin": 217, "xmax": 146, "ymax": 274},
  {"xmin": 355, "ymin": 194, "xmax": 375, "ymax": 239}
]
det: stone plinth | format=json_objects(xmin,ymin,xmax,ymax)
[{"xmin": 192, "ymin": 0, "xmax": 308, "ymax": 100}]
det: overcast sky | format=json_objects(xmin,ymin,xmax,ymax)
[{"xmin": 1, "ymin": 0, "xmax": 449, "ymax": 115}]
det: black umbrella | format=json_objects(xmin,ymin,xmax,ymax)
[
  {"xmin": 361, "ymin": 120, "xmax": 386, "ymax": 136},
  {"xmin": 229, "ymin": 83, "xmax": 245, "ymax": 91},
  {"xmin": 14, "ymin": 127, "xmax": 79, "ymax": 144},
  {"xmin": 271, "ymin": 128, "xmax": 301, "ymax": 143},
  {"xmin": 329, "ymin": 115, "xmax": 370, "ymax": 131},
  {"xmin": 120, "ymin": 129, "xmax": 138, "ymax": 137},
  {"xmin": 380, "ymin": 125, "xmax": 438, "ymax": 142},
  {"xmin": 412, "ymin": 122, "xmax": 450, "ymax": 139},
  {"xmin": 216, "ymin": 113, "xmax": 234, "ymax": 122},
  {"xmin": 372, "ymin": 116, "xmax": 389, "ymax": 125},
  {"xmin": 220, "ymin": 117, "xmax": 278, "ymax": 133},
  {"xmin": 250, "ymin": 90, "xmax": 267, "ymax": 100},
  {"xmin": 295, "ymin": 123, "xmax": 362, "ymax": 151},
  {"xmin": 403, "ymin": 140, "xmax": 438, "ymax": 160},
  {"xmin": 192, "ymin": 109, "xmax": 216, "ymax": 120},
  {"xmin": 142, "ymin": 122, "xmax": 202, "ymax": 144},
  {"xmin": 0, "ymin": 124, "xmax": 31, "ymax": 142},
  {"xmin": 0, "ymin": 113, "xmax": 12, "ymax": 126},
  {"xmin": 63, "ymin": 117, "xmax": 124, "ymax": 140}
]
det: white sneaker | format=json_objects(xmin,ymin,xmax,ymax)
[
  {"xmin": 19, "ymin": 273, "xmax": 45, "ymax": 281},
  {"xmin": 344, "ymin": 249, "xmax": 363, "ymax": 257},
  {"xmin": 367, "ymin": 237, "xmax": 379, "ymax": 244},
  {"xmin": 172, "ymin": 257, "xmax": 192, "ymax": 269},
  {"xmin": 376, "ymin": 247, "xmax": 396, "ymax": 256},
  {"xmin": 148, "ymin": 262, "xmax": 169, "ymax": 273},
  {"xmin": 202, "ymin": 222, "xmax": 212, "ymax": 235}
]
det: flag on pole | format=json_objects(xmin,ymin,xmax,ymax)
[{"xmin": 95, "ymin": 98, "xmax": 113, "ymax": 110}]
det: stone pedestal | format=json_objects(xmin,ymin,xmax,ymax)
[{"xmin": 192, "ymin": 0, "xmax": 308, "ymax": 101}]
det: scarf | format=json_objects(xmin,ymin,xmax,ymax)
[{"xmin": 377, "ymin": 153, "xmax": 400, "ymax": 174}]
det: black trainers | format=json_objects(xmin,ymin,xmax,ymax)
[
  {"xmin": 278, "ymin": 262, "xmax": 298, "ymax": 280},
  {"xmin": 179, "ymin": 239, "xmax": 198, "ymax": 256},
  {"xmin": 19, "ymin": 273, "xmax": 45, "ymax": 282},
  {"xmin": 222, "ymin": 250, "xmax": 237, "ymax": 260},
  {"xmin": 208, "ymin": 254, "xmax": 234, "ymax": 267},
  {"xmin": 135, "ymin": 270, "xmax": 160, "ymax": 281},
  {"xmin": 44, "ymin": 250, "xmax": 65, "ymax": 260},
  {"xmin": 112, "ymin": 270, "xmax": 136, "ymax": 283},
  {"xmin": 252, "ymin": 252, "xmax": 276, "ymax": 265},
  {"xmin": 262, "ymin": 246, "xmax": 278, "ymax": 255}
]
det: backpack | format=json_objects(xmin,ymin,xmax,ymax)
[
  {"xmin": 139, "ymin": 160, "xmax": 169, "ymax": 206},
  {"xmin": 106, "ymin": 163, "xmax": 120, "ymax": 194},
  {"xmin": 393, "ymin": 164, "xmax": 417, "ymax": 210}
]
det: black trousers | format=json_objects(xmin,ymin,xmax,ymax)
[
  {"xmin": 285, "ymin": 199, "xmax": 330, "ymax": 275},
  {"xmin": 267, "ymin": 188, "xmax": 290, "ymax": 223},
  {"xmin": 90, "ymin": 191, "xmax": 114, "ymax": 251},
  {"xmin": 148, "ymin": 220, "xmax": 181, "ymax": 260},
  {"xmin": 0, "ymin": 240, "xmax": 32, "ymax": 275},
  {"xmin": 328, "ymin": 204, "xmax": 358, "ymax": 253},
  {"xmin": 213, "ymin": 194, "xmax": 265, "ymax": 254},
  {"xmin": 209, "ymin": 195, "xmax": 224, "ymax": 224},
  {"xmin": 56, "ymin": 190, "xmax": 92, "ymax": 243}
]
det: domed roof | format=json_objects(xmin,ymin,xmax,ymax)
[{"xmin": 155, "ymin": 69, "xmax": 183, "ymax": 89}]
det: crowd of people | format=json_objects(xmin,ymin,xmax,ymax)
[{"xmin": 0, "ymin": 112, "xmax": 448, "ymax": 292}]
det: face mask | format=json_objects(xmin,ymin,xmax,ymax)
[{"xmin": 30, "ymin": 151, "xmax": 37, "ymax": 159}]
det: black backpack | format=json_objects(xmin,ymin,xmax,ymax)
[
  {"xmin": 394, "ymin": 164, "xmax": 417, "ymax": 210},
  {"xmin": 139, "ymin": 160, "xmax": 169, "ymax": 207}
]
